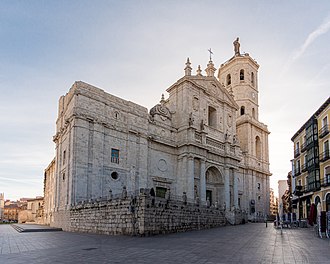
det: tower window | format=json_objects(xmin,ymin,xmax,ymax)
[
  {"xmin": 208, "ymin": 106, "xmax": 217, "ymax": 128},
  {"xmin": 256, "ymin": 136, "xmax": 261, "ymax": 159},
  {"xmin": 63, "ymin": 150, "xmax": 66, "ymax": 165},
  {"xmin": 226, "ymin": 74, "xmax": 231, "ymax": 85},
  {"xmin": 240, "ymin": 69, "xmax": 244, "ymax": 80},
  {"xmin": 111, "ymin": 149, "xmax": 119, "ymax": 164},
  {"xmin": 240, "ymin": 106, "xmax": 245, "ymax": 115},
  {"xmin": 252, "ymin": 108, "xmax": 255, "ymax": 118},
  {"xmin": 251, "ymin": 72, "xmax": 255, "ymax": 86}
]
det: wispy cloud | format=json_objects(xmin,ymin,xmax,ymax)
[{"xmin": 281, "ymin": 15, "xmax": 330, "ymax": 76}]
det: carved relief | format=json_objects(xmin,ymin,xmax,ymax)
[
  {"xmin": 157, "ymin": 159, "xmax": 168, "ymax": 172},
  {"xmin": 149, "ymin": 104, "xmax": 172, "ymax": 121}
]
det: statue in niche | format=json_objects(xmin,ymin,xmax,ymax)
[
  {"xmin": 108, "ymin": 189, "xmax": 113, "ymax": 200},
  {"xmin": 165, "ymin": 188, "xmax": 171, "ymax": 201},
  {"xmin": 121, "ymin": 186, "xmax": 127, "ymax": 199},
  {"xmin": 200, "ymin": 119, "xmax": 205, "ymax": 131},
  {"xmin": 233, "ymin": 134, "xmax": 239, "ymax": 144},
  {"xmin": 182, "ymin": 192, "xmax": 187, "ymax": 205},
  {"xmin": 225, "ymin": 129, "xmax": 231, "ymax": 141},
  {"xmin": 189, "ymin": 112, "xmax": 194, "ymax": 126},
  {"xmin": 192, "ymin": 97, "xmax": 199, "ymax": 111},
  {"xmin": 206, "ymin": 197, "xmax": 210, "ymax": 208}
]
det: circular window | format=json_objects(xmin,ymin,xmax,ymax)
[{"xmin": 111, "ymin": 172, "xmax": 118, "ymax": 180}]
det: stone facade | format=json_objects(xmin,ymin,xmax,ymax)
[
  {"xmin": 70, "ymin": 194, "xmax": 225, "ymax": 236},
  {"xmin": 0, "ymin": 193, "xmax": 4, "ymax": 220},
  {"xmin": 44, "ymin": 39, "xmax": 271, "ymax": 233},
  {"xmin": 18, "ymin": 197, "xmax": 44, "ymax": 224}
]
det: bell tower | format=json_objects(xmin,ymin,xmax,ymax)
[{"xmin": 218, "ymin": 38, "xmax": 271, "ymax": 219}]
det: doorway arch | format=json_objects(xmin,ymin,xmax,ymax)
[{"xmin": 205, "ymin": 166, "xmax": 224, "ymax": 206}]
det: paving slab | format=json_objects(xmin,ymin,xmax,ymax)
[{"xmin": 1, "ymin": 223, "xmax": 330, "ymax": 263}]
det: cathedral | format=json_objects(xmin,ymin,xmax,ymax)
[{"xmin": 44, "ymin": 39, "xmax": 271, "ymax": 230}]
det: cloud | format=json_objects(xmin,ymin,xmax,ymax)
[{"xmin": 281, "ymin": 15, "xmax": 330, "ymax": 75}]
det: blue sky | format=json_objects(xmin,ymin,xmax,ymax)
[{"xmin": 1, "ymin": 1, "xmax": 329, "ymax": 200}]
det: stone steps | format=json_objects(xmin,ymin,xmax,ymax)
[{"xmin": 11, "ymin": 224, "xmax": 62, "ymax": 233}]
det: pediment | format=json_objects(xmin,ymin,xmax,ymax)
[{"xmin": 167, "ymin": 76, "xmax": 238, "ymax": 110}]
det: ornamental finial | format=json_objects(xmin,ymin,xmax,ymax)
[{"xmin": 184, "ymin": 57, "xmax": 192, "ymax": 76}]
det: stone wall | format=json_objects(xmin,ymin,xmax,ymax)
[{"xmin": 69, "ymin": 195, "xmax": 226, "ymax": 236}]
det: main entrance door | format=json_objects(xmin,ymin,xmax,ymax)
[
  {"xmin": 206, "ymin": 190, "xmax": 212, "ymax": 205},
  {"xmin": 205, "ymin": 166, "xmax": 224, "ymax": 207}
]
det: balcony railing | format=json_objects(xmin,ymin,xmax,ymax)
[
  {"xmin": 320, "ymin": 150, "xmax": 329, "ymax": 162},
  {"xmin": 294, "ymin": 148, "xmax": 300, "ymax": 158},
  {"xmin": 295, "ymin": 167, "xmax": 301, "ymax": 176},
  {"xmin": 301, "ymin": 163, "xmax": 308, "ymax": 172},
  {"xmin": 294, "ymin": 180, "xmax": 321, "ymax": 195},
  {"xmin": 319, "ymin": 125, "xmax": 329, "ymax": 138},
  {"xmin": 301, "ymin": 142, "xmax": 307, "ymax": 152},
  {"xmin": 321, "ymin": 176, "xmax": 330, "ymax": 187}
]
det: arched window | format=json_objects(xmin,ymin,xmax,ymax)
[
  {"xmin": 240, "ymin": 69, "xmax": 244, "ymax": 80},
  {"xmin": 256, "ymin": 136, "xmax": 261, "ymax": 159},
  {"xmin": 251, "ymin": 72, "xmax": 255, "ymax": 86},
  {"xmin": 325, "ymin": 166, "xmax": 330, "ymax": 184},
  {"xmin": 226, "ymin": 74, "xmax": 231, "ymax": 85},
  {"xmin": 240, "ymin": 106, "xmax": 245, "ymax": 115},
  {"xmin": 208, "ymin": 106, "xmax": 217, "ymax": 128},
  {"xmin": 252, "ymin": 108, "xmax": 255, "ymax": 119}
]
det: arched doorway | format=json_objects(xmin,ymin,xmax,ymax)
[
  {"xmin": 326, "ymin": 193, "xmax": 330, "ymax": 212},
  {"xmin": 205, "ymin": 166, "xmax": 224, "ymax": 206}
]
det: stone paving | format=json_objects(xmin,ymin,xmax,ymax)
[{"xmin": 1, "ymin": 223, "xmax": 330, "ymax": 264}]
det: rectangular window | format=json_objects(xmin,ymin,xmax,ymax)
[
  {"xmin": 322, "ymin": 116, "xmax": 328, "ymax": 127},
  {"xmin": 156, "ymin": 187, "xmax": 167, "ymax": 198},
  {"xmin": 111, "ymin": 149, "xmax": 119, "ymax": 164}
]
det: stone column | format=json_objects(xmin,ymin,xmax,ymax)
[
  {"xmin": 200, "ymin": 159, "xmax": 206, "ymax": 203},
  {"xmin": 187, "ymin": 155, "xmax": 194, "ymax": 200},
  {"xmin": 233, "ymin": 171, "xmax": 238, "ymax": 208},
  {"xmin": 224, "ymin": 167, "xmax": 230, "ymax": 210}
]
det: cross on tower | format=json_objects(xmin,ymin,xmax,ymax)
[{"xmin": 208, "ymin": 48, "xmax": 213, "ymax": 61}]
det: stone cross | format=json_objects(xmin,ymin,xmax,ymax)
[{"xmin": 208, "ymin": 48, "xmax": 213, "ymax": 61}]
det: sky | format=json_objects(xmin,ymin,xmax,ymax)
[{"xmin": 0, "ymin": 1, "xmax": 329, "ymax": 201}]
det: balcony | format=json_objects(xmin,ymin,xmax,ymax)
[
  {"xmin": 301, "ymin": 163, "xmax": 308, "ymax": 172},
  {"xmin": 320, "ymin": 150, "xmax": 330, "ymax": 162},
  {"xmin": 301, "ymin": 142, "xmax": 307, "ymax": 152},
  {"xmin": 294, "ymin": 148, "xmax": 300, "ymax": 158},
  {"xmin": 295, "ymin": 167, "xmax": 301, "ymax": 176},
  {"xmin": 321, "ymin": 176, "xmax": 330, "ymax": 187},
  {"xmin": 319, "ymin": 124, "xmax": 329, "ymax": 138}
]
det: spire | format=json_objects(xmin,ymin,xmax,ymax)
[
  {"xmin": 184, "ymin": 57, "xmax": 192, "ymax": 76},
  {"xmin": 196, "ymin": 65, "xmax": 203, "ymax": 76},
  {"xmin": 160, "ymin": 94, "xmax": 165, "ymax": 104},
  {"xmin": 205, "ymin": 60, "xmax": 216, "ymax": 77}
]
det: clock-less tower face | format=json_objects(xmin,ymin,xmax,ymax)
[{"xmin": 218, "ymin": 55, "xmax": 259, "ymax": 121}]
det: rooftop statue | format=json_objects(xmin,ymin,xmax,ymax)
[{"xmin": 233, "ymin": 37, "xmax": 240, "ymax": 56}]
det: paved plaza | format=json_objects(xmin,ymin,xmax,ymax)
[{"xmin": 1, "ymin": 223, "xmax": 330, "ymax": 264}]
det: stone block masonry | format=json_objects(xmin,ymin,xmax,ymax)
[{"xmin": 70, "ymin": 194, "xmax": 226, "ymax": 236}]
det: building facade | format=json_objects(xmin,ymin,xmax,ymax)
[
  {"xmin": 44, "ymin": 40, "xmax": 271, "ymax": 231},
  {"xmin": 18, "ymin": 197, "xmax": 44, "ymax": 224},
  {"xmin": 0, "ymin": 193, "xmax": 4, "ymax": 220},
  {"xmin": 291, "ymin": 97, "xmax": 330, "ymax": 219},
  {"xmin": 269, "ymin": 188, "xmax": 278, "ymax": 217}
]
